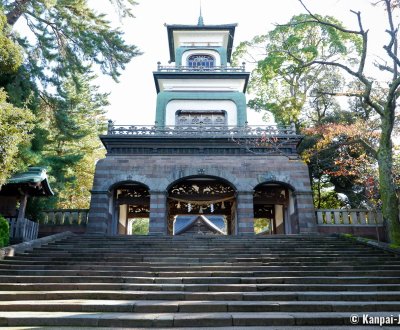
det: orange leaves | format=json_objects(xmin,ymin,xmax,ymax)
[{"xmin": 302, "ymin": 120, "xmax": 378, "ymax": 184}]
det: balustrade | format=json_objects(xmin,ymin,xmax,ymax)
[
  {"xmin": 316, "ymin": 209, "xmax": 383, "ymax": 226},
  {"xmin": 39, "ymin": 209, "xmax": 89, "ymax": 226},
  {"xmin": 106, "ymin": 123, "xmax": 297, "ymax": 137},
  {"xmin": 156, "ymin": 63, "xmax": 246, "ymax": 72}
]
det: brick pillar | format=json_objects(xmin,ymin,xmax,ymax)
[
  {"xmin": 149, "ymin": 191, "xmax": 167, "ymax": 235},
  {"xmin": 236, "ymin": 191, "xmax": 255, "ymax": 235},
  {"xmin": 87, "ymin": 191, "xmax": 111, "ymax": 235},
  {"xmin": 294, "ymin": 191, "xmax": 317, "ymax": 234}
]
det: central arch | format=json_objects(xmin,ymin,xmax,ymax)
[{"xmin": 166, "ymin": 176, "xmax": 237, "ymax": 235}]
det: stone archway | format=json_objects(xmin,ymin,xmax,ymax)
[
  {"xmin": 253, "ymin": 182, "xmax": 295, "ymax": 235},
  {"xmin": 111, "ymin": 181, "xmax": 150, "ymax": 235},
  {"xmin": 166, "ymin": 176, "xmax": 237, "ymax": 235}
]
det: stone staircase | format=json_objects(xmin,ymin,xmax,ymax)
[{"xmin": 0, "ymin": 234, "xmax": 399, "ymax": 328}]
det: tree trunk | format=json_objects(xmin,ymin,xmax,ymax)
[
  {"xmin": 6, "ymin": 0, "xmax": 31, "ymax": 26},
  {"xmin": 378, "ymin": 109, "xmax": 400, "ymax": 244}
]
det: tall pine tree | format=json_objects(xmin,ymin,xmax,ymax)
[{"xmin": 1, "ymin": 1, "xmax": 141, "ymax": 212}]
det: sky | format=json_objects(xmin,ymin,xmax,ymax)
[{"xmin": 94, "ymin": 0, "xmax": 388, "ymax": 125}]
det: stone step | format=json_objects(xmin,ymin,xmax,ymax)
[
  {"xmin": 0, "ymin": 299, "xmax": 399, "ymax": 313},
  {"xmin": 0, "ymin": 310, "xmax": 394, "ymax": 327},
  {"xmin": 1, "ymin": 275, "xmax": 400, "ymax": 284},
  {"xmin": 1, "ymin": 290, "xmax": 399, "ymax": 301},
  {"xmin": 5, "ymin": 260, "xmax": 395, "ymax": 268},
  {"xmin": 3, "ymin": 258, "xmax": 397, "ymax": 266},
  {"xmin": 5, "ymin": 256, "xmax": 397, "ymax": 264},
  {"xmin": 2, "ymin": 282, "xmax": 400, "ymax": 292},
  {"xmin": 1, "ymin": 234, "xmax": 399, "ymax": 328},
  {"xmin": 1, "ymin": 269, "xmax": 399, "ymax": 277},
  {"xmin": 36, "ymin": 244, "xmax": 377, "ymax": 250}
]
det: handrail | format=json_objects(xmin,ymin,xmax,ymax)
[
  {"xmin": 315, "ymin": 209, "xmax": 383, "ymax": 225},
  {"xmin": 156, "ymin": 63, "xmax": 246, "ymax": 73},
  {"xmin": 106, "ymin": 123, "xmax": 298, "ymax": 137},
  {"xmin": 39, "ymin": 209, "xmax": 89, "ymax": 226}
]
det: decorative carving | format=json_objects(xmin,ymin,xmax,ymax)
[
  {"xmin": 254, "ymin": 186, "xmax": 288, "ymax": 205},
  {"xmin": 116, "ymin": 185, "xmax": 149, "ymax": 200},
  {"xmin": 169, "ymin": 181, "xmax": 235, "ymax": 196}
]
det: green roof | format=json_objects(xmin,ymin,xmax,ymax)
[
  {"xmin": 8, "ymin": 167, "xmax": 48, "ymax": 184},
  {"xmin": 5, "ymin": 167, "xmax": 54, "ymax": 196}
]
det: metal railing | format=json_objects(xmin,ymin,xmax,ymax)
[
  {"xmin": 157, "ymin": 62, "xmax": 246, "ymax": 73},
  {"xmin": 106, "ymin": 123, "xmax": 297, "ymax": 137}
]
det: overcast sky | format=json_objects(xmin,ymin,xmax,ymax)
[{"xmin": 94, "ymin": 0, "xmax": 386, "ymax": 125}]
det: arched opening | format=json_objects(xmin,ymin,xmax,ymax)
[
  {"xmin": 187, "ymin": 54, "xmax": 215, "ymax": 69},
  {"xmin": 253, "ymin": 182, "xmax": 294, "ymax": 235},
  {"xmin": 167, "ymin": 176, "xmax": 237, "ymax": 235},
  {"xmin": 112, "ymin": 182, "xmax": 150, "ymax": 235}
]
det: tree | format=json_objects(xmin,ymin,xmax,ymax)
[
  {"xmin": 0, "ymin": 10, "xmax": 34, "ymax": 187},
  {"xmin": 0, "ymin": 89, "xmax": 34, "ymax": 187},
  {"xmin": 233, "ymin": 14, "xmax": 361, "ymax": 127},
  {"xmin": 3, "ymin": 0, "xmax": 141, "ymax": 81},
  {"xmin": 1, "ymin": 0, "xmax": 141, "ymax": 211},
  {"xmin": 233, "ymin": 13, "xmax": 371, "ymax": 210},
  {"xmin": 294, "ymin": 0, "xmax": 400, "ymax": 243},
  {"xmin": 26, "ymin": 71, "xmax": 107, "ymax": 214}
]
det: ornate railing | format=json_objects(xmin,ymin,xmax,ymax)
[
  {"xmin": 157, "ymin": 62, "xmax": 246, "ymax": 73},
  {"xmin": 5, "ymin": 217, "xmax": 39, "ymax": 242},
  {"xmin": 106, "ymin": 123, "xmax": 297, "ymax": 137},
  {"xmin": 39, "ymin": 209, "xmax": 89, "ymax": 226},
  {"xmin": 316, "ymin": 209, "xmax": 383, "ymax": 226}
]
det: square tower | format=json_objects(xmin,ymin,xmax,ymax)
[{"xmin": 87, "ymin": 17, "xmax": 316, "ymax": 236}]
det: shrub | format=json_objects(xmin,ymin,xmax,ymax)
[{"xmin": 0, "ymin": 215, "xmax": 9, "ymax": 247}]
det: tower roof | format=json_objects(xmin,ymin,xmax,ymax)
[{"xmin": 165, "ymin": 23, "xmax": 237, "ymax": 62}]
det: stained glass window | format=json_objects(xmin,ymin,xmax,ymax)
[{"xmin": 188, "ymin": 54, "xmax": 215, "ymax": 69}]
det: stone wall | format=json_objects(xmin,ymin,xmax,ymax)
[{"xmin": 87, "ymin": 154, "xmax": 316, "ymax": 235}]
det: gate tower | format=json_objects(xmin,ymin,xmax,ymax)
[{"xmin": 87, "ymin": 15, "xmax": 316, "ymax": 236}]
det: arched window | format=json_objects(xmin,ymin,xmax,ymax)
[{"xmin": 188, "ymin": 54, "xmax": 215, "ymax": 69}]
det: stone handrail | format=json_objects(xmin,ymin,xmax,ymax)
[
  {"xmin": 316, "ymin": 209, "xmax": 383, "ymax": 226},
  {"xmin": 0, "ymin": 231, "xmax": 75, "ymax": 260},
  {"xmin": 39, "ymin": 209, "xmax": 89, "ymax": 226},
  {"xmin": 106, "ymin": 123, "xmax": 297, "ymax": 137}
]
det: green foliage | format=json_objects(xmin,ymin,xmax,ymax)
[
  {"xmin": 0, "ymin": 215, "xmax": 10, "ymax": 248},
  {"xmin": 234, "ymin": 13, "xmax": 374, "ymax": 210},
  {"xmin": 1, "ymin": 1, "xmax": 140, "ymax": 214},
  {"xmin": 4, "ymin": 0, "xmax": 141, "ymax": 81},
  {"xmin": 130, "ymin": 218, "xmax": 149, "ymax": 235},
  {"xmin": 0, "ymin": 89, "xmax": 35, "ymax": 187},
  {"xmin": 254, "ymin": 218, "xmax": 271, "ymax": 234},
  {"xmin": 0, "ymin": 11, "xmax": 22, "ymax": 74},
  {"xmin": 27, "ymin": 72, "xmax": 107, "ymax": 214},
  {"xmin": 233, "ymin": 14, "xmax": 361, "ymax": 126}
]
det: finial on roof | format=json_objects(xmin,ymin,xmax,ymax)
[{"xmin": 198, "ymin": 0, "xmax": 204, "ymax": 26}]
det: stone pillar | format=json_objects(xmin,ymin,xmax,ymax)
[
  {"xmin": 294, "ymin": 191, "xmax": 317, "ymax": 234},
  {"xmin": 236, "ymin": 191, "xmax": 254, "ymax": 235},
  {"xmin": 87, "ymin": 191, "xmax": 110, "ymax": 235},
  {"xmin": 149, "ymin": 191, "xmax": 167, "ymax": 235}
]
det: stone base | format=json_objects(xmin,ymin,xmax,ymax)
[{"xmin": 88, "ymin": 155, "xmax": 316, "ymax": 235}]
